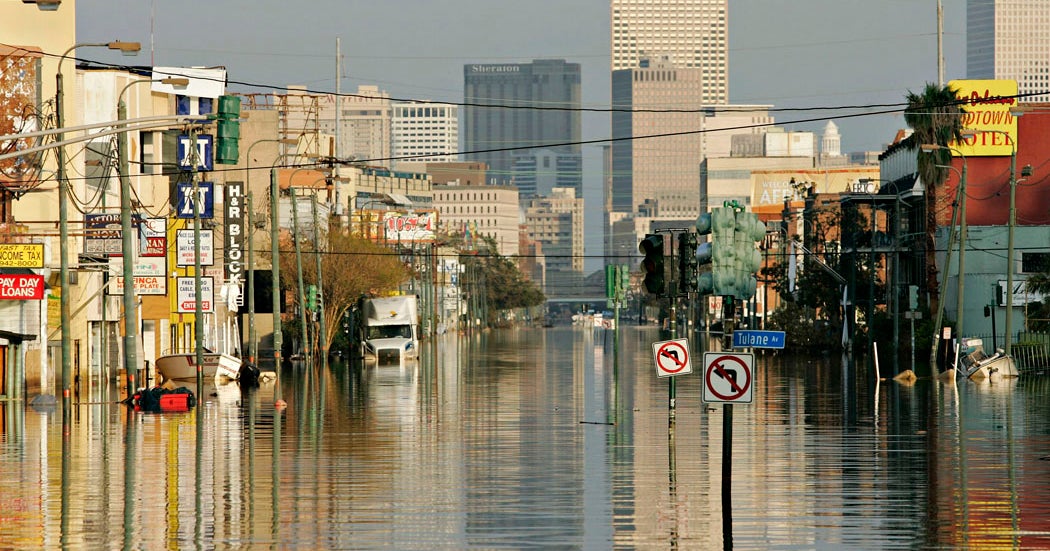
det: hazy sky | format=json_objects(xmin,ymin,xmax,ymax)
[{"xmin": 77, "ymin": 0, "xmax": 968, "ymax": 271}]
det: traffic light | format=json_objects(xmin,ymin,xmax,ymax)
[
  {"xmin": 731, "ymin": 211, "xmax": 766, "ymax": 300},
  {"xmin": 215, "ymin": 95, "xmax": 241, "ymax": 165},
  {"xmin": 619, "ymin": 264, "xmax": 630, "ymax": 298},
  {"xmin": 695, "ymin": 207, "xmax": 765, "ymax": 299},
  {"xmin": 639, "ymin": 234, "xmax": 665, "ymax": 295},
  {"xmin": 605, "ymin": 265, "xmax": 616, "ymax": 300},
  {"xmin": 307, "ymin": 284, "xmax": 317, "ymax": 311},
  {"xmin": 678, "ymin": 232, "xmax": 699, "ymax": 292}
]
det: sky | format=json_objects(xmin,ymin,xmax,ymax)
[{"xmin": 76, "ymin": 0, "xmax": 968, "ymax": 273}]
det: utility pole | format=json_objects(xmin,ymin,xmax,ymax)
[
  {"xmin": 291, "ymin": 190, "xmax": 310, "ymax": 364},
  {"xmin": 312, "ymin": 197, "xmax": 328, "ymax": 370}
]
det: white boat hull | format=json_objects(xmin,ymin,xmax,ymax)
[{"xmin": 156, "ymin": 352, "xmax": 241, "ymax": 383}]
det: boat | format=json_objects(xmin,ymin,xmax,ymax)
[
  {"xmin": 959, "ymin": 338, "xmax": 1019, "ymax": 379},
  {"xmin": 156, "ymin": 351, "xmax": 242, "ymax": 383}
]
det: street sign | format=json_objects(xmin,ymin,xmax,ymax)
[
  {"xmin": 177, "ymin": 133, "xmax": 213, "ymax": 172},
  {"xmin": 732, "ymin": 330, "xmax": 786, "ymax": 349},
  {"xmin": 652, "ymin": 338, "xmax": 692, "ymax": 378},
  {"xmin": 703, "ymin": 352, "xmax": 754, "ymax": 404}
]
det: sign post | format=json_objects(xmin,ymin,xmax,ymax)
[{"xmin": 703, "ymin": 351, "xmax": 755, "ymax": 551}]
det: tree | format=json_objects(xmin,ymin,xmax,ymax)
[
  {"xmin": 280, "ymin": 225, "xmax": 409, "ymax": 357},
  {"xmin": 903, "ymin": 83, "xmax": 965, "ymax": 315},
  {"xmin": 1026, "ymin": 270, "xmax": 1050, "ymax": 333},
  {"xmin": 453, "ymin": 233, "xmax": 545, "ymax": 326}
]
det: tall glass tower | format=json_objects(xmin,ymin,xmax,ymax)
[{"xmin": 968, "ymin": 0, "xmax": 1050, "ymax": 102}]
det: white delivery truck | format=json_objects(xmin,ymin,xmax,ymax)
[{"xmin": 360, "ymin": 295, "xmax": 419, "ymax": 363}]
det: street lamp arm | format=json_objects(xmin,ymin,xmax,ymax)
[{"xmin": 0, "ymin": 116, "xmax": 201, "ymax": 163}]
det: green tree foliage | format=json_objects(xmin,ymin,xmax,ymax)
[
  {"xmin": 903, "ymin": 83, "xmax": 965, "ymax": 314},
  {"xmin": 456, "ymin": 233, "xmax": 545, "ymax": 325},
  {"xmin": 281, "ymin": 225, "xmax": 409, "ymax": 354},
  {"xmin": 1026, "ymin": 270, "xmax": 1050, "ymax": 333}
]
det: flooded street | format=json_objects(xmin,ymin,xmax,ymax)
[{"xmin": 2, "ymin": 326, "xmax": 1050, "ymax": 549}]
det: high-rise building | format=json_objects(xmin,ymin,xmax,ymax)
[
  {"xmin": 462, "ymin": 59, "xmax": 582, "ymax": 195},
  {"xmin": 968, "ymin": 0, "xmax": 1050, "ymax": 101},
  {"xmin": 611, "ymin": 56, "xmax": 706, "ymax": 217},
  {"xmin": 525, "ymin": 187, "xmax": 585, "ymax": 296},
  {"xmin": 391, "ymin": 101, "xmax": 458, "ymax": 166},
  {"xmin": 611, "ymin": 0, "xmax": 728, "ymax": 104}
]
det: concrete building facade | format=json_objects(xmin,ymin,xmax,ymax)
[
  {"xmin": 968, "ymin": 0, "xmax": 1050, "ymax": 102},
  {"xmin": 431, "ymin": 183, "xmax": 520, "ymax": 258},
  {"xmin": 462, "ymin": 60, "xmax": 582, "ymax": 195},
  {"xmin": 391, "ymin": 101, "xmax": 458, "ymax": 167},
  {"xmin": 611, "ymin": 0, "xmax": 729, "ymax": 104}
]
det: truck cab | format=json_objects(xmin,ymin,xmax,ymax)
[{"xmin": 360, "ymin": 295, "xmax": 419, "ymax": 363}]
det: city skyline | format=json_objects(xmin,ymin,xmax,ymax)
[{"xmin": 72, "ymin": 1, "xmax": 970, "ymax": 272}]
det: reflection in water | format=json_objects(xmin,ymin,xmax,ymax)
[{"xmin": 0, "ymin": 327, "xmax": 1049, "ymax": 548}]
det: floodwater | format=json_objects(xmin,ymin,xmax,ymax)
[{"xmin": 2, "ymin": 326, "xmax": 1050, "ymax": 550}]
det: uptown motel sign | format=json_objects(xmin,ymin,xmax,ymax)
[
  {"xmin": 702, "ymin": 352, "xmax": 754, "ymax": 404},
  {"xmin": 948, "ymin": 79, "xmax": 1018, "ymax": 157}
]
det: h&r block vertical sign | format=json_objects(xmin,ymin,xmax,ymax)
[{"xmin": 225, "ymin": 181, "xmax": 246, "ymax": 307}]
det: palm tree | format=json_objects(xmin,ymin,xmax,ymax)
[
  {"xmin": 903, "ymin": 83, "xmax": 965, "ymax": 316},
  {"xmin": 1026, "ymin": 271, "xmax": 1050, "ymax": 333}
]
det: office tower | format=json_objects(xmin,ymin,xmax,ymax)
[
  {"xmin": 611, "ymin": 0, "xmax": 728, "ymax": 104},
  {"xmin": 391, "ymin": 101, "xmax": 458, "ymax": 165},
  {"xmin": 462, "ymin": 59, "xmax": 582, "ymax": 196},
  {"xmin": 968, "ymin": 0, "xmax": 1050, "ymax": 101},
  {"xmin": 611, "ymin": 56, "xmax": 706, "ymax": 217}
]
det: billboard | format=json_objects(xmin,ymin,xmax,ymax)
[{"xmin": 948, "ymin": 79, "xmax": 1019, "ymax": 157}]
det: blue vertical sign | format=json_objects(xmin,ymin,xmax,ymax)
[
  {"xmin": 176, "ymin": 182, "xmax": 215, "ymax": 219},
  {"xmin": 176, "ymin": 134, "xmax": 214, "ymax": 172}
]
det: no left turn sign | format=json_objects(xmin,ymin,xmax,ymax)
[
  {"xmin": 653, "ymin": 339, "xmax": 692, "ymax": 378},
  {"xmin": 702, "ymin": 352, "xmax": 754, "ymax": 403}
]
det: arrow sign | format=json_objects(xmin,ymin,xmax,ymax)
[
  {"xmin": 652, "ymin": 338, "xmax": 692, "ymax": 378},
  {"xmin": 703, "ymin": 352, "xmax": 754, "ymax": 403}
]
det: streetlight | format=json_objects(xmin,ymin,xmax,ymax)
[
  {"xmin": 116, "ymin": 76, "xmax": 187, "ymax": 396},
  {"xmin": 56, "ymin": 40, "xmax": 140, "ymax": 409},
  {"xmin": 921, "ymin": 143, "xmax": 966, "ymax": 369}
]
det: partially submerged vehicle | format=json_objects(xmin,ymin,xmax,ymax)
[
  {"xmin": 360, "ymin": 295, "xmax": 419, "ymax": 363},
  {"xmin": 959, "ymin": 338, "xmax": 1019, "ymax": 379}
]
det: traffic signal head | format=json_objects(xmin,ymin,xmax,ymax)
[
  {"xmin": 307, "ymin": 284, "xmax": 317, "ymax": 311},
  {"xmin": 215, "ymin": 95, "xmax": 241, "ymax": 165},
  {"xmin": 639, "ymin": 234, "xmax": 665, "ymax": 295},
  {"xmin": 678, "ymin": 232, "xmax": 699, "ymax": 292}
]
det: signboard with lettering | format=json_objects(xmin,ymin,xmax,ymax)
[
  {"xmin": 139, "ymin": 218, "xmax": 167, "ymax": 257},
  {"xmin": 175, "ymin": 182, "xmax": 215, "ymax": 219},
  {"xmin": 176, "ymin": 229, "xmax": 214, "ymax": 267},
  {"xmin": 109, "ymin": 256, "xmax": 167, "ymax": 295},
  {"xmin": 224, "ymin": 181, "xmax": 246, "ymax": 306},
  {"xmin": 0, "ymin": 243, "xmax": 44, "ymax": 268},
  {"xmin": 84, "ymin": 213, "xmax": 123, "ymax": 255},
  {"xmin": 383, "ymin": 211, "xmax": 436, "ymax": 242},
  {"xmin": 0, "ymin": 274, "xmax": 45, "ymax": 300},
  {"xmin": 176, "ymin": 133, "xmax": 214, "ymax": 172},
  {"xmin": 948, "ymin": 79, "xmax": 1019, "ymax": 157},
  {"xmin": 176, "ymin": 276, "xmax": 213, "ymax": 313}
]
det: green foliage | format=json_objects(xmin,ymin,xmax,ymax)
[
  {"xmin": 903, "ymin": 83, "xmax": 966, "ymax": 309},
  {"xmin": 765, "ymin": 302, "xmax": 840, "ymax": 352},
  {"xmin": 1026, "ymin": 271, "xmax": 1050, "ymax": 332}
]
